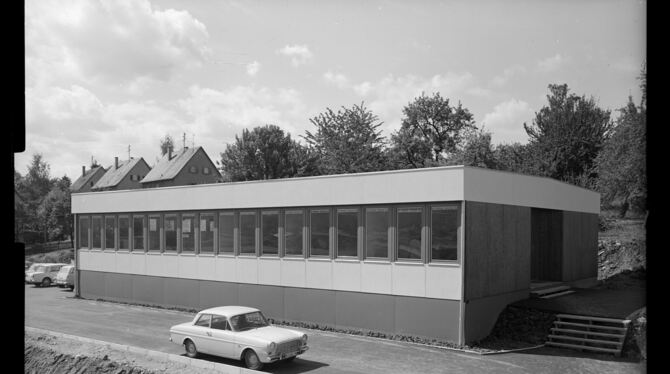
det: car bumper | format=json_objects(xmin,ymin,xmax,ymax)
[{"xmin": 265, "ymin": 346, "xmax": 308, "ymax": 363}]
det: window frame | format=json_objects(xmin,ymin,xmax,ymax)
[
  {"xmin": 283, "ymin": 209, "xmax": 304, "ymax": 257},
  {"xmin": 132, "ymin": 214, "xmax": 146, "ymax": 252},
  {"xmin": 218, "ymin": 211, "xmax": 236, "ymax": 255},
  {"xmin": 163, "ymin": 213, "xmax": 178, "ymax": 253},
  {"xmin": 91, "ymin": 215, "xmax": 103, "ymax": 249},
  {"xmin": 147, "ymin": 214, "xmax": 161, "ymax": 252},
  {"xmin": 238, "ymin": 211, "xmax": 257, "ymax": 256},
  {"xmin": 309, "ymin": 208, "xmax": 331, "ymax": 258},
  {"xmin": 364, "ymin": 207, "xmax": 390, "ymax": 260},
  {"xmin": 181, "ymin": 213, "xmax": 196, "ymax": 253},
  {"xmin": 78, "ymin": 216, "xmax": 90, "ymax": 249},
  {"xmin": 118, "ymin": 215, "xmax": 130, "ymax": 251},
  {"xmin": 261, "ymin": 210, "xmax": 279, "ymax": 257},
  {"xmin": 336, "ymin": 207, "xmax": 359, "ymax": 258},
  {"xmin": 429, "ymin": 204, "xmax": 460, "ymax": 263},
  {"xmin": 395, "ymin": 206, "xmax": 424, "ymax": 262},
  {"xmin": 199, "ymin": 212, "xmax": 216, "ymax": 254}
]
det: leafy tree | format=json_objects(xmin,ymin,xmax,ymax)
[
  {"xmin": 523, "ymin": 84, "xmax": 612, "ymax": 184},
  {"xmin": 390, "ymin": 92, "xmax": 475, "ymax": 168},
  {"xmin": 595, "ymin": 68, "xmax": 646, "ymax": 217},
  {"xmin": 304, "ymin": 102, "xmax": 387, "ymax": 174},
  {"xmin": 18, "ymin": 154, "xmax": 55, "ymax": 243},
  {"xmin": 447, "ymin": 128, "xmax": 497, "ymax": 168},
  {"xmin": 220, "ymin": 125, "xmax": 314, "ymax": 181},
  {"xmin": 160, "ymin": 134, "xmax": 175, "ymax": 156},
  {"xmin": 38, "ymin": 179, "xmax": 73, "ymax": 245}
]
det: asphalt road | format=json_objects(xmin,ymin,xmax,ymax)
[{"xmin": 25, "ymin": 285, "xmax": 644, "ymax": 374}]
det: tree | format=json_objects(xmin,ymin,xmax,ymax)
[
  {"xmin": 19, "ymin": 154, "xmax": 55, "ymax": 244},
  {"xmin": 493, "ymin": 142, "xmax": 534, "ymax": 174},
  {"xmin": 38, "ymin": 179, "xmax": 73, "ymax": 245},
  {"xmin": 447, "ymin": 128, "xmax": 497, "ymax": 168},
  {"xmin": 390, "ymin": 92, "xmax": 475, "ymax": 168},
  {"xmin": 160, "ymin": 134, "xmax": 175, "ymax": 156},
  {"xmin": 523, "ymin": 84, "xmax": 612, "ymax": 184},
  {"xmin": 304, "ymin": 102, "xmax": 388, "ymax": 174},
  {"xmin": 595, "ymin": 68, "xmax": 646, "ymax": 217},
  {"xmin": 220, "ymin": 125, "xmax": 314, "ymax": 181}
]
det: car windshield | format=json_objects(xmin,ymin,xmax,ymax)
[
  {"xmin": 58, "ymin": 266, "xmax": 72, "ymax": 275},
  {"xmin": 229, "ymin": 311, "xmax": 269, "ymax": 331},
  {"xmin": 33, "ymin": 265, "xmax": 47, "ymax": 273}
]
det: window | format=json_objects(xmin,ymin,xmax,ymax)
[
  {"xmin": 189, "ymin": 165, "xmax": 198, "ymax": 173},
  {"xmin": 239, "ymin": 212, "xmax": 256, "ymax": 255},
  {"xmin": 78, "ymin": 216, "xmax": 89, "ymax": 249},
  {"xmin": 211, "ymin": 315, "xmax": 230, "ymax": 331},
  {"xmin": 104, "ymin": 216, "xmax": 116, "ymax": 250},
  {"xmin": 182, "ymin": 214, "xmax": 195, "ymax": 252},
  {"xmin": 200, "ymin": 213, "xmax": 215, "ymax": 253},
  {"xmin": 284, "ymin": 210, "xmax": 303, "ymax": 256},
  {"xmin": 261, "ymin": 211, "xmax": 279, "ymax": 256},
  {"xmin": 92, "ymin": 216, "xmax": 102, "ymax": 249},
  {"xmin": 365, "ymin": 208, "xmax": 388, "ymax": 259},
  {"xmin": 194, "ymin": 314, "xmax": 211, "ymax": 327},
  {"xmin": 133, "ymin": 215, "xmax": 145, "ymax": 251},
  {"xmin": 164, "ymin": 214, "xmax": 177, "ymax": 252},
  {"xmin": 119, "ymin": 216, "xmax": 130, "ymax": 250},
  {"xmin": 397, "ymin": 207, "xmax": 422, "ymax": 260},
  {"xmin": 431, "ymin": 205, "xmax": 459, "ymax": 261},
  {"xmin": 219, "ymin": 212, "xmax": 234, "ymax": 253},
  {"xmin": 148, "ymin": 215, "xmax": 160, "ymax": 251},
  {"xmin": 337, "ymin": 209, "xmax": 358, "ymax": 257},
  {"xmin": 203, "ymin": 167, "xmax": 211, "ymax": 175},
  {"xmin": 310, "ymin": 209, "xmax": 330, "ymax": 257}
]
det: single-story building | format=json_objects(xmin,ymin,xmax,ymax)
[{"xmin": 71, "ymin": 166, "xmax": 599, "ymax": 344}]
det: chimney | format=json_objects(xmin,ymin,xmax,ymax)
[
  {"xmin": 82, "ymin": 166, "xmax": 86, "ymax": 176},
  {"xmin": 115, "ymin": 157, "xmax": 119, "ymax": 169},
  {"xmin": 168, "ymin": 148, "xmax": 172, "ymax": 160}
]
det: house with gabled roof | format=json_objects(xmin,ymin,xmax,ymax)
[
  {"xmin": 140, "ymin": 146, "xmax": 221, "ymax": 188},
  {"xmin": 91, "ymin": 157, "xmax": 151, "ymax": 192},
  {"xmin": 70, "ymin": 165, "xmax": 107, "ymax": 193}
]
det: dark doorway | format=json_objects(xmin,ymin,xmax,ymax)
[{"xmin": 530, "ymin": 208, "xmax": 563, "ymax": 281}]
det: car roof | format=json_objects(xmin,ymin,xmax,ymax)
[
  {"xmin": 198, "ymin": 306, "xmax": 260, "ymax": 317},
  {"xmin": 32, "ymin": 263, "xmax": 68, "ymax": 266}
]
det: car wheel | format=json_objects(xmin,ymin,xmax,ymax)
[
  {"xmin": 41, "ymin": 278, "xmax": 51, "ymax": 287},
  {"xmin": 184, "ymin": 339, "xmax": 198, "ymax": 358},
  {"xmin": 243, "ymin": 349, "xmax": 263, "ymax": 370}
]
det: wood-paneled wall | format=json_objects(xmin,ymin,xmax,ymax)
[
  {"xmin": 562, "ymin": 211, "xmax": 598, "ymax": 282},
  {"xmin": 530, "ymin": 208, "xmax": 563, "ymax": 281}
]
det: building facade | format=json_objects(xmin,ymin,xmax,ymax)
[
  {"xmin": 140, "ymin": 147, "xmax": 221, "ymax": 188},
  {"xmin": 91, "ymin": 157, "xmax": 151, "ymax": 191},
  {"xmin": 71, "ymin": 165, "xmax": 107, "ymax": 193},
  {"xmin": 71, "ymin": 166, "xmax": 599, "ymax": 344}
]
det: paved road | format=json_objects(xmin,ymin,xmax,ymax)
[{"xmin": 25, "ymin": 285, "xmax": 644, "ymax": 373}]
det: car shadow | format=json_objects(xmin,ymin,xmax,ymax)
[
  {"xmin": 187, "ymin": 353, "xmax": 329, "ymax": 373},
  {"xmin": 509, "ymin": 345, "xmax": 641, "ymax": 363}
]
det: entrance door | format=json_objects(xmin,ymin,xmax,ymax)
[{"xmin": 530, "ymin": 208, "xmax": 563, "ymax": 281}]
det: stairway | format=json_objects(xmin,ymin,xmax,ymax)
[
  {"xmin": 530, "ymin": 282, "xmax": 575, "ymax": 299},
  {"xmin": 546, "ymin": 314, "xmax": 630, "ymax": 356}
]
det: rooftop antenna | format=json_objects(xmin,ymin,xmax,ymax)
[
  {"xmin": 127, "ymin": 144, "xmax": 131, "ymax": 160},
  {"xmin": 182, "ymin": 132, "xmax": 186, "ymax": 149},
  {"xmin": 192, "ymin": 133, "xmax": 195, "ymax": 148}
]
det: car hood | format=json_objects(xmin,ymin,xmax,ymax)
[
  {"xmin": 25, "ymin": 271, "xmax": 44, "ymax": 277},
  {"xmin": 236, "ymin": 326, "xmax": 302, "ymax": 343},
  {"xmin": 169, "ymin": 322, "xmax": 194, "ymax": 331}
]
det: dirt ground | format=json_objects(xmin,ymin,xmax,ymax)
[{"xmin": 25, "ymin": 330, "xmax": 222, "ymax": 374}]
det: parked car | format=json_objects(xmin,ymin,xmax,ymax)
[
  {"xmin": 169, "ymin": 306, "xmax": 308, "ymax": 370},
  {"xmin": 55, "ymin": 265, "xmax": 75, "ymax": 290},
  {"xmin": 25, "ymin": 263, "xmax": 68, "ymax": 287}
]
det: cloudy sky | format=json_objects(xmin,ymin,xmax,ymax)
[{"xmin": 20, "ymin": 0, "xmax": 646, "ymax": 180}]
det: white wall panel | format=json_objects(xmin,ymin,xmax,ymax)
[
  {"xmin": 236, "ymin": 257, "xmax": 258, "ymax": 284},
  {"xmin": 392, "ymin": 263, "xmax": 426, "ymax": 297},
  {"xmin": 332, "ymin": 261, "xmax": 361, "ymax": 292},
  {"xmin": 426, "ymin": 265, "xmax": 462, "ymax": 300},
  {"xmin": 195, "ymin": 256, "xmax": 216, "ymax": 280},
  {"xmin": 98, "ymin": 252, "xmax": 116, "ymax": 273},
  {"xmin": 258, "ymin": 258, "xmax": 281, "ymax": 285},
  {"xmin": 280, "ymin": 259, "xmax": 306, "ymax": 288},
  {"xmin": 215, "ymin": 256, "xmax": 237, "ymax": 283},
  {"xmin": 114, "ymin": 252, "xmax": 132, "ymax": 275},
  {"xmin": 306, "ymin": 260, "xmax": 332, "ymax": 289},
  {"xmin": 145, "ymin": 254, "xmax": 164, "ymax": 277},
  {"xmin": 361, "ymin": 262, "xmax": 392, "ymax": 294},
  {"xmin": 176, "ymin": 255, "xmax": 197, "ymax": 279},
  {"xmin": 129, "ymin": 252, "xmax": 146, "ymax": 275},
  {"xmin": 78, "ymin": 251, "xmax": 93, "ymax": 271}
]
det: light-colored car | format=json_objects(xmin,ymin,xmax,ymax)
[
  {"xmin": 169, "ymin": 306, "xmax": 308, "ymax": 370},
  {"xmin": 25, "ymin": 263, "xmax": 68, "ymax": 287},
  {"xmin": 55, "ymin": 265, "xmax": 75, "ymax": 290}
]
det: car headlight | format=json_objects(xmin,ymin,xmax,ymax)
[
  {"xmin": 268, "ymin": 342, "xmax": 276, "ymax": 353},
  {"xmin": 301, "ymin": 334, "xmax": 308, "ymax": 345}
]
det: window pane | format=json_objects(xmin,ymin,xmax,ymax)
[
  {"xmin": 133, "ymin": 216, "xmax": 145, "ymax": 251},
  {"xmin": 148, "ymin": 216, "xmax": 160, "ymax": 251},
  {"xmin": 240, "ymin": 212, "xmax": 256, "ymax": 254},
  {"xmin": 195, "ymin": 314, "xmax": 211, "ymax": 327},
  {"xmin": 310, "ymin": 210, "xmax": 329, "ymax": 256},
  {"xmin": 79, "ymin": 217, "xmax": 89, "ymax": 248},
  {"xmin": 337, "ymin": 210, "xmax": 358, "ymax": 257},
  {"xmin": 105, "ymin": 216, "xmax": 116, "ymax": 250},
  {"xmin": 365, "ymin": 209, "xmax": 387, "ymax": 258},
  {"xmin": 219, "ymin": 213, "xmax": 234, "ymax": 253},
  {"xmin": 261, "ymin": 211, "xmax": 279, "ymax": 255},
  {"xmin": 119, "ymin": 216, "xmax": 130, "ymax": 250},
  {"xmin": 200, "ymin": 214, "xmax": 215, "ymax": 253},
  {"xmin": 431, "ymin": 206, "xmax": 458, "ymax": 261},
  {"xmin": 284, "ymin": 211, "xmax": 303, "ymax": 256},
  {"xmin": 92, "ymin": 217, "xmax": 102, "ymax": 248},
  {"xmin": 164, "ymin": 215, "xmax": 177, "ymax": 252},
  {"xmin": 182, "ymin": 215, "xmax": 195, "ymax": 252},
  {"xmin": 397, "ymin": 208, "xmax": 422, "ymax": 260}
]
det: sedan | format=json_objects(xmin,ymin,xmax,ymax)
[{"xmin": 169, "ymin": 306, "xmax": 308, "ymax": 370}]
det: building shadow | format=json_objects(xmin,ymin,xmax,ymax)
[
  {"xmin": 187, "ymin": 353, "xmax": 329, "ymax": 373},
  {"xmin": 509, "ymin": 345, "xmax": 641, "ymax": 364}
]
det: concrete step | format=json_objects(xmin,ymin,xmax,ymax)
[
  {"xmin": 556, "ymin": 314, "xmax": 631, "ymax": 325},
  {"xmin": 540, "ymin": 290, "xmax": 575, "ymax": 299},
  {"xmin": 548, "ymin": 334, "xmax": 623, "ymax": 347},
  {"xmin": 530, "ymin": 285, "xmax": 571, "ymax": 297},
  {"xmin": 553, "ymin": 321, "xmax": 628, "ymax": 332},
  {"xmin": 550, "ymin": 328, "xmax": 625, "ymax": 339},
  {"xmin": 545, "ymin": 341, "xmax": 622, "ymax": 354}
]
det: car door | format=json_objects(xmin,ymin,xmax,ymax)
[
  {"xmin": 190, "ymin": 313, "xmax": 214, "ymax": 354},
  {"xmin": 209, "ymin": 315, "xmax": 236, "ymax": 358}
]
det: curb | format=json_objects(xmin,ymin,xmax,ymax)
[{"xmin": 25, "ymin": 326, "xmax": 258, "ymax": 373}]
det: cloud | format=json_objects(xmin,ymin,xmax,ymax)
[
  {"xmin": 537, "ymin": 54, "xmax": 567, "ymax": 72},
  {"xmin": 25, "ymin": 0, "xmax": 210, "ymax": 86},
  {"xmin": 481, "ymin": 99, "xmax": 534, "ymax": 144},
  {"xmin": 278, "ymin": 44, "xmax": 314, "ymax": 67},
  {"xmin": 323, "ymin": 71, "xmax": 349, "ymax": 89},
  {"xmin": 246, "ymin": 61, "xmax": 261, "ymax": 76},
  {"xmin": 491, "ymin": 65, "xmax": 527, "ymax": 87}
]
